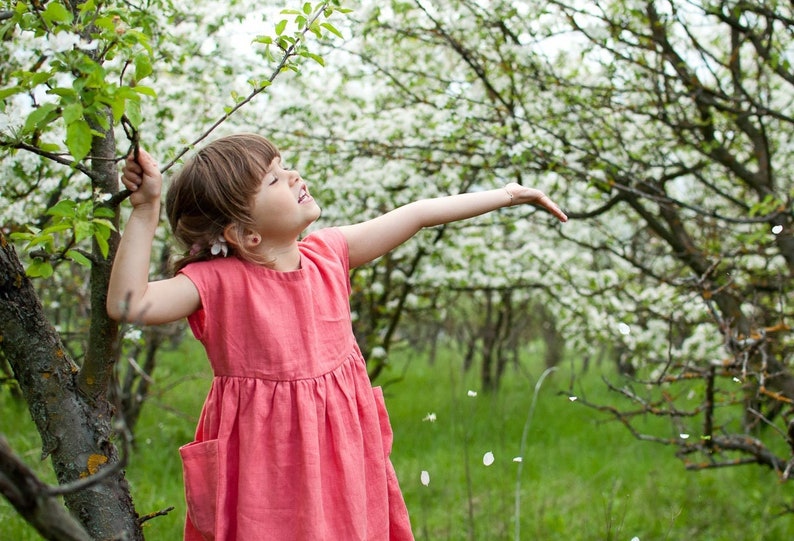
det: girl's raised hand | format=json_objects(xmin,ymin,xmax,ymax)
[
  {"xmin": 505, "ymin": 182, "xmax": 568, "ymax": 222},
  {"xmin": 121, "ymin": 149, "xmax": 162, "ymax": 208}
]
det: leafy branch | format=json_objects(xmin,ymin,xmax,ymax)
[{"xmin": 160, "ymin": 1, "xmax": 349, "ymax": 173}]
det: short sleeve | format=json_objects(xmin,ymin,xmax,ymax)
[
  {"xmin": 301, "ymin": 228, "xmax": 350, "ymax": 276},
  {"xmin": 179, "ymin": 265, "xmax": 210, "ymax": 340}
]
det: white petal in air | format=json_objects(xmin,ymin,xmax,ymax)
[
  {"xmin": 512, "ymin": 456, "xmax": 523, "ymax": 463},
  {"xmin": 483, "ymin": 451, "xmax": 495, "ymax": 466},
  {"xmin": 420, "ymin": 470, "xmax": 430, "ymax": 486},
  {"xmin": 772, "ymin": 225, "xmax": 783, "ymax": 235},
  {"xmin": 467, "ymin": 390, "xmax": 478, "ymax": 397},
  {"xmin": 423, "ymin": 412, "xmax": 437, "ymax": 422}
]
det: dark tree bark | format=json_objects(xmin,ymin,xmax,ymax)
[{"xmin": 0, "ymin": 232, "xmax": 142, "ymax": 540}]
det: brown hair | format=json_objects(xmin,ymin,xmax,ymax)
[{"xmin": 165, "ymin": 133, "xmax": 280, "ymax": 273}]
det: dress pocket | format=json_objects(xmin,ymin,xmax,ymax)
[
  {"xmin": 180, "ymin": 439, "xmax": 219, "ymax": 540},
  {"xmin": 372, "ymin": 386, "xmax": 394, "ymax": 456}
]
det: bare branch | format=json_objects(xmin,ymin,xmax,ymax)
[{"xmin": 0, "ymin": 141, "xmax": 97, "ymax": 180}]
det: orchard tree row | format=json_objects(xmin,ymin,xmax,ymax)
[{"xmin": 0, "ymin": 0, "xmax": 792, "ymax": 538}]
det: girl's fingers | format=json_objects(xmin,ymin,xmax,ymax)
[
  {"xmin": 540, "ymin": 197, "xmax": 567, "ymax": 222},
  {"xmin": 121, "ymin": 175, "xmax": 141, "ymax": 191}
]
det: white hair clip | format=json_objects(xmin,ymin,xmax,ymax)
[{"xmin": 210, "ymin": 235, "xmax": 229, "ymax": 257}]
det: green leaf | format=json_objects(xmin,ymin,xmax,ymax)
[
  {"xmin": 93, "ymin": 206, "xmax": 116, "ymax": 219},
  {"xmin": 74, "ymin": 221, "xmax": 93, "ymax": 243},
  {"xmin": 49, "ymin": 87, "xmax": 78, "ymax": 98},
  {"xmin": 305, "ymin": 52, "xmax": 325, "ymax": 66},
  {"xmin": 303, "ymin": 2, "xmax": 312, "ymax": 15},
  {"xmin": 132, "ymin": 85, "xmax": 157, "ymax": 97},
  {"xmin": 41, "ymin": 222, "xmax": 73, "ymax": 235},
  {"xmin": 66, "ymin": 249, "xmax": 92, "ymax": 267},
  {"xmin": 91, "ymin": 218, "xmax": 117, "ymax": 232},
  {"xmin": 134, "ymin": 53, "xmax": 153, "ymax": 81},
  {"xmin": 42, "ymin": 2, "xmax": 73, "ymax": 25},
  {"xmin": 24, "ymin": 103, "xmax": 59, "ymax": 133},
  {"xmin": 321, "ymin": 22, "xmax": 343, "ymax": 39},
  {"xmin": 78, "ymin": 0, "xmax": 97, "ymax": 17},
  {"xmin": 94, "ymin": 229, "xmax": 110, "ymax": 258},
  {"xmin": 27, "ymin": 260, "xmax": 54, "ymax": 279},
  {"xmin": 62, "ymin": 102, "xmax": 83, "ymax": 124},
  {"xmin": 65, "ymin": 119, "xmax": 92, "ymax": 161},
  {"xmin": 275, "ymin": 19, "xmax": 287, "ymax": 35},
  {"xmin": 46, "ymin": 199, "xmax": 77, "ymax": 217},
  {"xmin": 107, "ymin": 94, "xmax": 126, "ymax": 123},
  {"xmin": 9, "ymin": 231, "xmax": 35, "ymax": 242},
  {"xmin": 37, "ymin": 142, "xmax": 62, "ymax": 152},
  {"xmin": 0, "ymin": 86, "xmax": 23, "ymax": 101},
  {"xmin": 30, "ymin": 72, "xmax": 52, "ymax": 86}
]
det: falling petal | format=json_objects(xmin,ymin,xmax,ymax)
[
  {"xmin": 420, "ymin": 470, "xmax": 430, "ymax": 486},
  {"xmin": 680, "ymin": 433, "xmax": 690, "ymax": 439},
  {"xmin": 631, "ymin": 537, "xmax": 640, "ymax": 541},
  {"xmin": 733, "ymin": 377, "xmax": 742, "ymax": 383},
  {"xmin": 512, "ymin": 456, "xmax": 523, "ymax": 463},
  {"xmin": 617, "ymin": 322, "xmax": 631, "ymax": 335},
  {"xmin": 423, "ymin": 412, "xmax": 437, "ymax": 422},
  {"xmin": 467, "ymin": 390, "xmax": 478, "ymax": 397},
  {"xmin": 483, "ymin": 451, "xmax": 495, "ymax": 466},
  {"xmin": 568, "ymin": 396, "xmax": 578, "ymax": 402},
  {"xmin": 772, "ymin": 225, "xmax": 783, "ymax": 235}
]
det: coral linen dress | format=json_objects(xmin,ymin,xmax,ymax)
[{"xmin": 178, "ymin": 228, "xmax": 414, "ymax": 541}]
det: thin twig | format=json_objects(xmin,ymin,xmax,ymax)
[
  {"xmin": 160, "ymin": 2, "xmax": 333, "ymax": 173},
  {"xmin": 0, "ymin": 141, "xmax": 96, "ymax": 179},
  {"xmin": 138, "ymin": 506, "xmax": 175, "ymax": 525}
]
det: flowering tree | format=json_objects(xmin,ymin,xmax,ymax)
[
  {"xmin": 251, "ymin": 0, "xmax": 794, "ymax": 487},
  {"xmin": 0, "ymin": 0, "xmax": 347, "ymax": 538}
]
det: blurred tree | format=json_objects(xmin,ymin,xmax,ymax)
[{"xmin": 259, "ymin": 0, "xmax": 794, "ymax": 485}]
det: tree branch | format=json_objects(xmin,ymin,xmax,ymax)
[
  {"xmin": 0, "ymin": 436, "xmax": 93, "ymax": 541},
  {"xmin": 0, "ymin": 141, "xmax": 97, "ymax": 180},
  {"xmin": 160, "ymin": 2, "xmax": 334, "ymax": 173}
]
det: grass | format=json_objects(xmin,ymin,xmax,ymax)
[{"xmin": 2, "ymin": 340, "xmax": 792, "ymax": 540}]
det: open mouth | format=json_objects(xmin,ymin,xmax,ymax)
[{"xmin": 298, "ymin": 186, "xmax": 311, "ymax": 203}]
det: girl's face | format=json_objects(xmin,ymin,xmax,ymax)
[{"xmin": 249, "ymin": 156, "xmax": 321, "ymax": 242}]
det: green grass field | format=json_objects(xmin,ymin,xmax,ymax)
[{"xmin": 2, "ymin": 341, "xmax": 792, "ymax": 540}]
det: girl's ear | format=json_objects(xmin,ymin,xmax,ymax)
[
  {"xmin": 224, "ymin": 224, "xmax": 260, "ymax": 250},
  {"xmin": 223, "ymin": 224, "xmax": 243, "ymax": 249}
]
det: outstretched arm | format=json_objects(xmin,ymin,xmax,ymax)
[
  {"xmin": 338, "ymin": 183, "xmax": 567, "ymax": 269},
  {"xmin": 106, "ymin": 150, "xmax": 200, "ymax": 325}
]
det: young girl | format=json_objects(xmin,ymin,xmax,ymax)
[{"xmin": 107, "ymin": 133, "xmax": 567, "ymax": 541}]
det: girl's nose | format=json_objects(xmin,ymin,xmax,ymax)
[{"xmin": 287, "ymin": 170, "xmax": 301, "ymax": 185}]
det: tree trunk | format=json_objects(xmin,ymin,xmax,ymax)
[{"xmin": 0, "ymin": 232, "xmax": 142, "ymax": 540}]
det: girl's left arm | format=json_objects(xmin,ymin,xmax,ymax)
[{"xmin": 338, "ymin": 183, "xmax": 568, "ymax": 269}]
